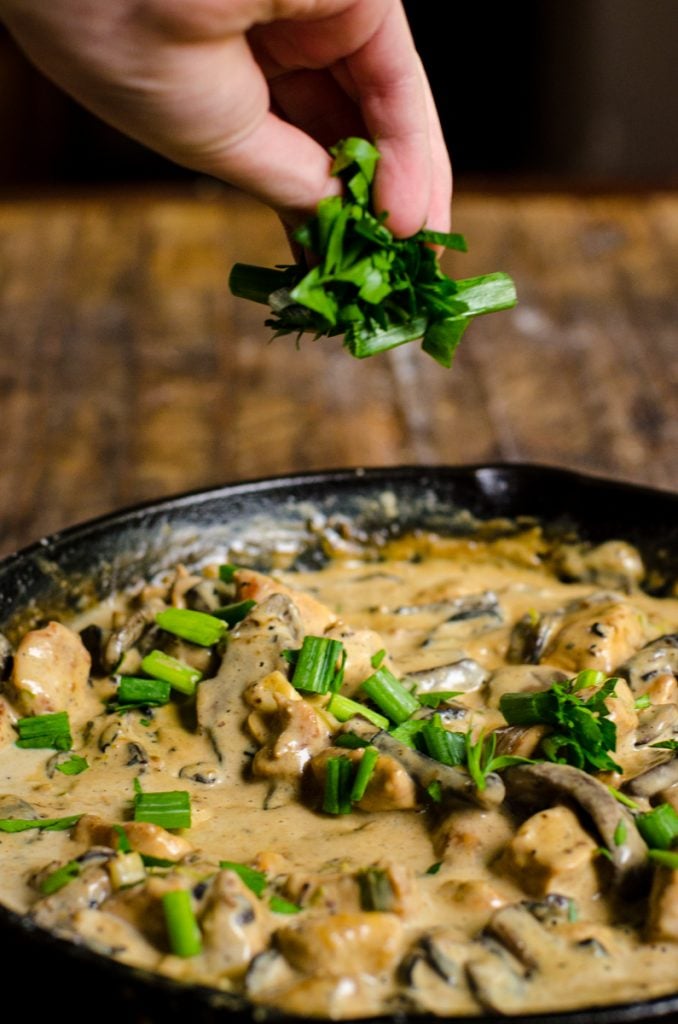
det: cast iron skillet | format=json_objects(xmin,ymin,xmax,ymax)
[{"xmin": 1, "ymin": 463, "xmax": 678, "ymax": 1024}]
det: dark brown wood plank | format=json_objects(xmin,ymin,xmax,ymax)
[{"xmin": 0, "ymin": 190, "xmax": 675, "ymax": 558}]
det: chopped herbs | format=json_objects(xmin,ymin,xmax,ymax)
[
  {"xmin": 499, "ymin": 671, "xmax": 622, "ymax": 774},
  {"xmin": 614, "ymin": 820, "xmax": 628, "ymax": 846},
  {"xmin": 334, "ymin": 732, "xmax": 370, "ymax": 749},
  {"xmin": 162, "ymin": 889, "xmax": 202, "ymax": 957},
  {"xmin": 219, "ymin": 860, "xmax": 268, "ymax": 897},
  {"xmin": 417, "ymin": 691, "xmax": 462, "ymax": 708},
  {"xmin": 287, "ymin": 636, "xmax": 346, "ymax": 695},
  {"xmin": 16, "ymin": 711, "xmax": 72, "ymax": 751},
  {"xmin": 54, "ymin": 753, "xmax": 89, "ymax": 776},
  {"xmin": 322, "ymin": 755, "xmax": 354, "ymax": 815},
  {"xmin": 218, "ymin": 563, "xmax": 238, "ymax": 583},
  {"xmin": 133, "ymin": 787, "xmax": 191, "ymax": 830},
  {"xmin": 359, "ymin": 666, "xmax": 420, "ymax": 725},
  {"xmin": 229, "ymin": 137, "xmax": 516, "ymax": 366},
  {"xmin": 155, "ymin": 608, "xmax": 227, "ymax": 648},
  {"xmin": 420, "ymin": 717, "xmax": 466, "ymax": 767},
  {"xmin": 651, "ymin": 740, "xmax": 678, "ymax": 751},
  {"xmin": 425, "ymin": 862, "xmax": 443, "ymax": 875},
  {"xmin": 608, "ymin": 786, "xmax": 639, "ymax": 810},
  {"xmin": 370, "ymin": 649, "xmax": 387, "ymax": 669},
  {"xmin": 140, "ymin": 650, "xmax": 203, "ymax": 696},
  {"xmin": 0, "ymin": 814, "xmax": 81, "ymax": 833},
  {"xmin": 464, "ymin": 730, "xmax": 533, "ymax": 792},
  {"xmin": 647, "ymin": 849, "xmax": 678, "ymax": 870},
  {"xmin": 40, "ymin": 859, "xmax": 81, "ymax": 895},
  {"xmin": 349, "ymin": 747, "xmax": 380, "ymax": 803}
]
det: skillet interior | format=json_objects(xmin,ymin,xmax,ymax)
[{"xmin": 1, "ymin": 463, "xmax": 678, "ymax": 1024}]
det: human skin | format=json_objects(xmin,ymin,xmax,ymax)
[{"xmin": 0, "ymin": 0, "xmax": 452, "ymax": 235}]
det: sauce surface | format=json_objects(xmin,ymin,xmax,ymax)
[{"xmin": 1, "ymin": 530, "xmax": 678, "ymax": 1018}]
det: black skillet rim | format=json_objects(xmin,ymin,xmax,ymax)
[{"xmin": 1, "ymin": 461, "xmax": 678, "ymax": 1024}]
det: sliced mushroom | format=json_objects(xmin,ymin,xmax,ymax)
[
  {"xmin": 493, "ymin": 725, "xmax": 547, "ymax": 759},
  {"xmin": 628, "ymin": 758, "xmax": 678, "ymax": 798},
  {"xmin": 404, "ymin": 659, "xmax": 488, "ymax": 695},
  {"xmin": 246, "ymin": 949, "xmax": 298, "ymax": 999},
  {"xmin": 197, "ymin": 593, "xmax": 303, "ymax": 768},
  {"xmin": 618, "ymin": 635, "xmax": 678, "ymax": 694},
  {"xmin": 504, "ymin": 763, "xmax": 647, "ymax": 886},
  {"xmin": 0, "ymin": 795, "xmax": 38, "ymax": 819},
  {"xmin": 0, "ymin": 632, "xmax": 13, "ymax": 680},
  {"xmin": 421, "ymin": 593, "xmax": 503, "ymax": 649},
  {"xmin": 179, "ymin": 761, "xmax": 223, "ymax": 785},
  {"xmin": 370, "ymin": 730, "xmax": 505, "ymax": 809},
  {"xmin": 507, "ymin": 612, "xmax": 561, "ymax": 665},
  {"xmin": 104, "ymin": 608, "xmax": 155, "ymax": 673},
  {"xmin": 635, "ymin": 703, "xmax": 678, "ymax": 746}
]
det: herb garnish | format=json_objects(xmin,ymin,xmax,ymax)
[
  {"xmin": 499, "ymin": 670, "xmax": 622, "ymax": 774},
  {"xmin": 229, "ymin": 137, "xmax": 516, "ymax": 366}
]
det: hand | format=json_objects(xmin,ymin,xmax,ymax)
[{"xmin": 1, "ymin": 0, "xmax": 451, "ymax": 235}]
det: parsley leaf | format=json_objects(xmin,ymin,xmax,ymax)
[{"xmin": 229, "ymin": 137, "xmax": 516, "ymax": 367}]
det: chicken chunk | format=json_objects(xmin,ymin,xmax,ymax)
[
  {"xmin": 542, "ymin": 597, "xmax": 652, "ymax": 675},
  {"xmin": 236, "ymin": 569, "xmax": 338, "ymax": 636},
  {"xmin": 647, "ymin": 867, "xmax": 678, "ymax": 943},
  {"xmin": 276, "ymin": 912, "xmax": 404, "ymax": 976},
  {"xmin": 310, "ymin": 747, "xmax": 417, "ymax": 811},
  {"xmin": 9, "ymin": 621, "xmax": 91, "ymax": 716}
]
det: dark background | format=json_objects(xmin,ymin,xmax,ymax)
[{"xmin": 0, "ymin": 0, "xmax": 676, "ymax": 189}]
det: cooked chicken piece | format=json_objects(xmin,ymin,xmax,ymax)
[
  {"xmin": 310, "ymin": 747, "xmax": 417, "ymax": 811},
  {"xmin": 9, "ymin": 621, "xmax": 91, "ymax": 716},
  {"xmin": 31, "ymin": 864, "xmax": 111, "ymax": 932},
  {"xmin": 69, "ymin": 906, "xmax": 162, "ymax": 967},
  {"xmin": 73, "ymin": 814, "xmax": 192, "ymax": 862},
  {"xmin": 236, "ymin": 568, "xmax": 338, "ymax": 636},
  {"xmin": 541, "ymin": 597, "xmax": 652, "ymax": 675},
  {"xmin": 435, "ymin": 807, "xmax": 515, "ymax": 865},
  {"xmin": 438, "ymin": 878, "xmax": 511, "ymax": 932},
  {"xmin": 498, "ymin": 806, "xmax": 600, "ymax": 901},
  {"xmin": 0, "ymin": 696, "xmax": 17, "ymax": 747},
  {"xmin": 251, "ymin": 691, "xmax": 331, "ymax": 779},
  {"xmin": 276, "ymin": 911, "xmax": 404, "ymax": 976},
  {"xmin": 553, "ymin": 541, "xmax": 645, "ymax": 590},
  {"xmin": 324, "ymin": 625, "xmax": 391, "ymax": 695},
  {"xmin": 198, "ymin": 869, "xmax": 268, "ymax": 979},
  {"xmin": 647, "ymin": 867, "xmax": 678, "ymax": 942}
]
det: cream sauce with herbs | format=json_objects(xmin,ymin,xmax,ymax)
[{"xmin": 1, "ymin": 532, "xmax": 678, "ymax": 1018}]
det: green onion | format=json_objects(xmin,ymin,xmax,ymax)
[
  {"xmin": 156, "ymin": 608, "xmax": 227, "ymax": 647},
  {"xmin": 568, "ymin": 899, "xmax": 579, "ymax": 922},
  {"xmin": 269, "ymin": 895, "xmax": 301, "ymax": 914},
  {"xmin": 370, "ymin": 649, "xmax": 387, "ymax": 669},
  {"xmin": 40, "ymin": 860, "xmax": 81, "ymax": 895},
  {"xmin": 141, "ymin": 650, "xmax": 203, "ymax": 696},
  {"xmin": 426, "ymin": 780, "xmax": 442, "ymax": 803},
  {"xmin": 112, "ymin": 824, "xmax": 132, "ymax": 852},
  {"xmin": 0, "ymin": 814, "xmax": 81, "ymax": 833},
  {"xmin": 388, "ymin": 718, "xmax": 428, "ymax": 748},
  {"xmin": 595, "ymin": 846, "xmax": 614, "ymax": 861},
  {"xmin": 322, "ymin": 756, "xmax": 353, "ymax": 815},
  {"xmin": 16, "ymin": 711, "xmax": 72, "ymax": 751},
  {"xmin": 417, "ymin": 691, "xmax": 462, "ymax": 708},
  {"xmin": 349, "ymin": 747, "xmax": 379, "ymax": 803},
  {"xmin": 425, "ymin": 862, "xmax": 442, "ymax": 875},
  {"xmin": 219, "ymin": 861, "xmax": 267, "ymax": 897},
  {"xmin": 648, "ymin": 849, "xmax": 678, "ymax": 869},
  {"xmin": 634, "ymin": 694, "xmax": 652, "ymax": 710},
  {"xmin": 328, "ymin": 694, "xmax": 389, "ymax": 731},
  {"xmin": 218, "ymin": 564, "xmax": 238, "ymax": 582},
  {"xmin": 116, "ymin": 676, "xmax": 171, "ymax": 706},
  {"xmin": 499, "ymin": 691, "xmax": 549, "ymax": 726},
  {"xmin": 421, "ymin": 719, "xmax": 466, "ymax": 767},
  {"xmin": 55, "ymin": 754, "xmax": 89, "ymax": 776},
  {"xmin": 213, "ymin": 600, "xmax": 256, "ymax": 627},
  {"xmin": 651, "ymin": 740, "xmax": 678, "ymax": 751},
  {"xmin": 614, "ymin": 820, "xmax": 628, "ymax": 846},
  {"xmin": 334, "ymin": 732, "xmax": 370, "ymax": 749},
  {"xmin": 134, "ymin": 789, "xmax": 191, "ymax": 830},
  {"xmin": 357, "ymin": 867, "xmax": 395, "ymax": 911},
  {"xmin": 288, "ymin": 636, "xmax": 346, "ymax": 695},
  {"xmin": 608, "ymin": 786, "xmax": 639, "ymax": 810},
  {"xmin": 359, "ymin": 667, "xmax": 420, "ymax": 725},
  {"xmin": 636, "ymin": 803, "xmax": 678, "ymax": 850},
  {"xmin": 162, "ymin": 889, "xmax": 202, "ymax": 957}
]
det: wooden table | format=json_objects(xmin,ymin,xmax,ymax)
[{"xmin": 1, "ymin": 187, "xmax": 676, "ymax": 558}]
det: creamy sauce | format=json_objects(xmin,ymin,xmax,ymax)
[{"xmin": 1, "ymin": 532, "xmax": 678, "ymax": 1018}]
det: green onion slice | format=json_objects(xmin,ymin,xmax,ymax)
[
  {"xmin": 334, "ymin": 732, "xmax": 370, "ymax": 750},
  {"xmin": 213, "ymin": 600, "xmax": 256, "ymax": 627},
  {"xmin": 156, "ymin": 608, "xmax": 227, "ymax": 647},
  {"xmin": 636, "ymin": 803, "xmax": 678, "ymax": 851},
  {"xmin": 288, "ymin": 636, "xmax": 346, "ymax": 695},
  {"xmin": 162, "ymin": 889, "xmax": 202, "ymax": 957},
  {"xmin": 116, "ymin": 676, "xmax": 171, "ymax": 707},
  {"xmin": 349, "ymin": 747, "xmax": 379, "ymax": 803},
  {"xmin": 421, "ymin": 719, "xmax": 466, "ymax": 767},
  {"xmin": 0, "ymin": 814, "xmax": 81, "ymax": 833},
  {"xmin": 648, "ymin": 849, "xmax": 678, "ymax": 870},
  {"xmin": 359, "ymin": 667, "xmax": 420, "ymax": 725},
  {"xmin": 134, "ymin": 789, "xmax": 191, "ymax": 830},
  {"xmin": 269, "ymin": 895, "xmax": 301, "ymax": 914},
  {"xmin": 357, "ymin": 867, "xmax": 395, "ymax": 911},
  {"xmin": 323, "ymin": 755, "xmax": 353, "ymax": 815},
  {"xmin": 328, "ymin": 694, "xmax": 389, "ymax": 731},
  {"xmin": 140, "ymin": 650, "xmax": 202, "ymax": 696},
  {"xmin": 40, "ymin": 859, "xmax": 82, "ymax": 895},
  {"xmin": 16, "ymin": 711, "xmax": 72, "ymax": 751},
  {"xmin": 219, "ymin": 861, "xmax": 267, "ymax": 897},
  {"xmin": 218, "ymin": 564, "xmax": 238, "ymax": 583},
  {"xmin": 55, "ymin": 754, "xmax": 89, "ymax": 776}
]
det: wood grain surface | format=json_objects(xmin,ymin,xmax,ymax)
[{"xmin": 0, "ymin": 188, "xmax": 676, "ymax": 558}]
